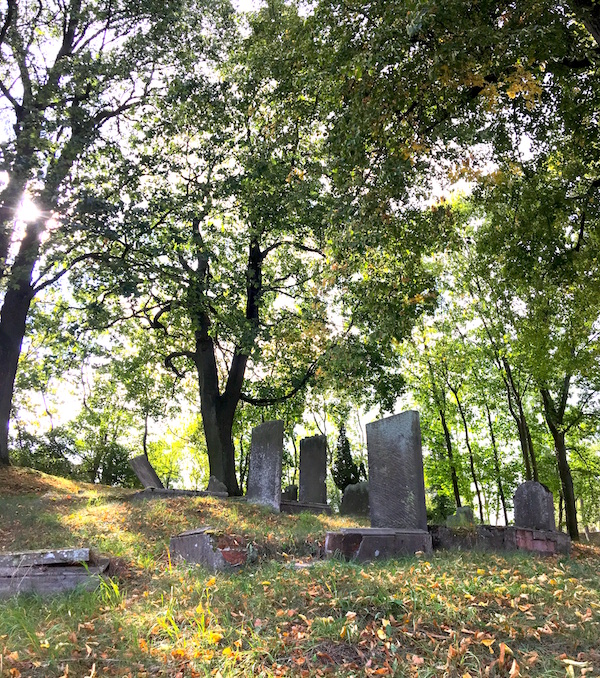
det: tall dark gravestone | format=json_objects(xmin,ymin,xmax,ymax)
[
  {"xmin": 325, "ymin": 410, "xmax": 432, "ymax": 561},
  {"xmin": 366, "ymin": 410, "xmax": 428, "ymax": 530},
  {"xmin": 299, "ymin": 434, "xmax": 327, "ymax": 505},
  {"xmin": 246, "ymin": 420, "xmax": 284, "ymax": 511}
]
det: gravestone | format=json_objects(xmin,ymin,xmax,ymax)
[
  {"xmin": 339, "ymin": 482, "xmax": 370, "ymax": 517},
  {"xmin": 446, "ymin": 506, "xmax": 475, "ymax": 528},
  {"xmin": 170, "ymin": 528, "xmax": 249, "ymax": 572},
  {"xmin": 366, "ymin": 410, "xmax": 427, "ymax": 530},
  {"xmin": 206, "ymin": 476, "xmax": 228, "ymax": 495},
  {"xmin": 299, "ymin": 435, "xmax": 327, "ymax": 505},
  {"xmin": 129, "ymin": 455, "xmax": 164, "ymax": 489},
  {"xmin": 281, "ymin": 485, "xmax": 298, "ymax": 502},
  {"xmin": 514, "ymin": 481, "xmax": 556, "ymax": 531},
  {"xmin": 326, "ymin": 411, "xmax": 432, "ymax": 560},
  {"xmin": 246, "ymin": 420, "xmax": 284, "ymax": 511}
]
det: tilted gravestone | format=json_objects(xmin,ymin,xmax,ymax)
[
  {"xmin": 366, "ymin": 410, "xmax": 428, "ymax": 530},
  {"xmin": 129, "ymin": 455, "xmax": 164, "ymax": 489},
  {"xmin": 246, "ymin": 420, "xmax": 284, "ymax": 511},
  {"xmin": 514, "ymin": 481, "xmax": 556, "ymax": 531},
  {"xmin": 299, "ymin": 434, "xmax": 327, "ymax": 505}
]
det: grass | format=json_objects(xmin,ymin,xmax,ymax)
[{"xmin": 0, "ymin": 466, "xmax": 599, "ymax": 677}]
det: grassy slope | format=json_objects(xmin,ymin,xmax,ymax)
[{"xmin": 0, "ymin": 466, "xmax": 598, "ymax": 678}]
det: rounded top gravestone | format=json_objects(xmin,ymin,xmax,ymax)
[{"xmin": 514, "ymin": 481, "xmax": 556, "ymax": 531}]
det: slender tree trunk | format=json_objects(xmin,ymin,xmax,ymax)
[
  {"xmin": 525, "ymin": 421, "xmax": 538, "ymax": 481},
  {"xmin": 0, "ymin": 219, "xmax": 42, "ymax": 465},
  {"xmin": 439, "ymin": 409, "xmax": 462, "ymax": 507},
  {"xmin": 485, "ymin": 403, "xmax": 508, "ymax": 525},
  {"xmin": 497, "ymin": 357, "xmax": 539, "ymax": 481},
  {"xmin": 143, "ymin": 413, "xmax": 149, "ymax": 457},
  {"xmin": 238, "ymin": 437, "xmax": 249, "ymax": 494},
  {"xmin": 451, "ymin": 387, "xmax": 484, "ymax": 523},
  {"xmin": 541, "ymin": 386, "xmax": 579, "ymax": 540}
]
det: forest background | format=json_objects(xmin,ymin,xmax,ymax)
[{"xmin": 1, "ymin": 0, "xmax": 599, "ymax": 541}]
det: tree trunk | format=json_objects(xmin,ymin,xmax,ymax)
[
  {"xmin": 199, "ymin": 389, "xmax": 240, "ymax": 495},
  {"xmin": 541, "ymin": 386, "xmax": 579, "ymax": 540},
  {"xmin": 439, "ymin": 409, "xmax": 462, "ymax": 508},
  {"xmin": 451, "ymin": 387, "xmax": 484, "ymax": 523},
  {"xmin": 485, "ymin": 403, "xmax": 508, "ymax": 525},
  {"xmin": 501, "ymin": 357, "xmax": 538, "ymax": 481},
  {"xmin": 0, "ymin": 219, "xmax": 42, "ymax": 465}
]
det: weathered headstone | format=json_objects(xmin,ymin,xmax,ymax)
[
  {"xmin": 326, "ymin": 411, "xmax": 432, "ymax": 560},
  {"xmin": 129, "ymin": 455, "xmax": 164, "ymax": 489},
  {"xmin": 299, "ymin": 435, "xmax": 327, "ymax": 505},
  {"xmin": 514, "ymin": 481, "xmax": 556, "ymax": 531},
  {"xmin": 366, "ymin": 411, "xmax": 427, "ymax": 530},
  {"xmin": 206, "ymin": 476, "xmax": 228, "ymax": 495},
  {"xmin": 246, "ymin": 420, "xmax": 284, "ymax": 511},
  {"xmin": 281, "ymin": 485, "xmax": 298, "ymax": 502},
  {"xmin": 339, "ymin": 481, "xmax": 370, "ymax": 517},
  {"xmin": 446, "ymin": 506, "xmax": 475, "ymax": 528}
]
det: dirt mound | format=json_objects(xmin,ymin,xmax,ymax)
[{"xmin": 0, "ymin": 465, "xmax": 93, "ymax": 496}]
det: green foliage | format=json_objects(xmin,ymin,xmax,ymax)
[{"xmin": 332, "ymin": 424, "xmax": 364, "ymax": 492}]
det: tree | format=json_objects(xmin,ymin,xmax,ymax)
[
  {"xmin": 68, "ymin": 3, "xmax": 336, "ymax": 494},
  {"xmin": 332, "ymin": 424, "xmax": 363, "ymax": 493},
  {"xmin": 0, "ymin": 0, "xmax": 228, "ymax": 465},
  {"xmin": 461, "ymin": 141, "xmax": 600, "ymax": 539}
]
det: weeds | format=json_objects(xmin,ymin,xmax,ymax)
[{"xmin": 0, "ymin": 470, "xmax": 599, "ymax": 676}]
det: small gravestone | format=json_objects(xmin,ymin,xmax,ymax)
[
  {"xmin": 281, "ymin": 485, "xmax": 298, "ymax": 502},
  {"xmin": 366, "ymin": 411, "xmax": 427, "ymax": 530},
  {"xmin": 514, "ymin": 481, "xmax": 556, "ymax": 531},
  {"xmin": 339, "ymin": 482, "xmax": 370, "ymax": 517},
  {"xmin": 206, "ymin": 476, "xmax": 228, "ymax": 495},
  {"xmin": 246, "ymin": 420, "xmax": 284, "ymax": 511},
  {"xmin": 129, "ymin": 455, "xmax": 164, "ymax": 489},
  {"xmin": 299, "ymin": 435, "xmax": 327, "ymax": 505},
  {"xmin": 446, "ymin": 506, "xmax": 475, "ymax": 528}
]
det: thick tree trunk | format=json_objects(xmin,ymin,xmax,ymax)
[
  {"xmin": 0, "ymin": 219, "xmax": 42, "ymax": 465},
  {"xmin": 199, "ymin": 389, "xmax": 240, "ymax": 495},
  {"xmin": 439, "ymin": 409, "xmax": 462, "ymax": 508},
  {"xmin": 541, "ymin": 386, "xmax": 579, "ymax": 540}
]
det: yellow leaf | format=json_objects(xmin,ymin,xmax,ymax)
[
  {"xmin": 206, "ymin": 577, "xmax": 216, "ymax": 587},
  {"xmin": 481, "ymin": 638, "xmax": 495, "ymax": 654},
  {"xmin": 476, "ymin": 569, "xmax": 486, "ymax": 575}
]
